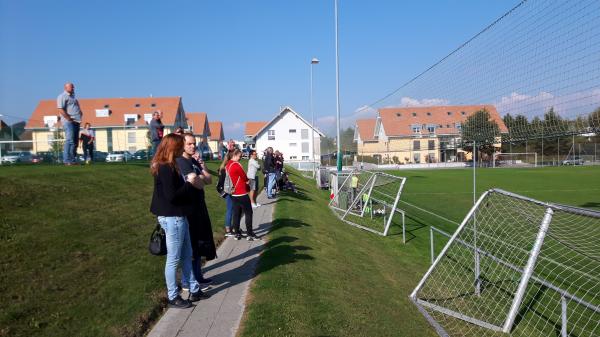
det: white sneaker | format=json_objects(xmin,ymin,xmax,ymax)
[
  {"xmin": 256, "ymin": 203, "xmax": 262, "ymax": 207},
  {"xmin": 252, "ymin": 204, "xmax": 259, "ymax": 209}
]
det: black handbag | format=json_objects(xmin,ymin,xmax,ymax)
[{"xmin": 149, "ymin": 222, "xmax": 167, "ymax": 256}]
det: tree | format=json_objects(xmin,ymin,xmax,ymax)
[
  {"xmin": 461, "ymin": 108, "xmax": 500, "ymax": 157},
  {"xmin": 589, "ymin": 107, "xmax": 600, "ymax": 133}
]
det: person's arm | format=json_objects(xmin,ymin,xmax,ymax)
[
  {"xmin": 57, "ymin": 95, "xmax": 73, "ymax": 122},
  {"xmin": 89, "ymin": 131, "xmax": 95, "ymax": 144},
  {"xmin": 158, "ymin": 165, "xmax": 194, "ymax": 203},
  {"xmin": 199, "ymin": 162, "xmax": 212, "ymax": 185},
  {"xmin": 216, "ymin": 168, "xmax": 226, "ymax": 194}
]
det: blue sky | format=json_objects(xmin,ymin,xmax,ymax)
[{"xmin": 0, "ymin": 0, "xmax": 517, "ymax": 138}]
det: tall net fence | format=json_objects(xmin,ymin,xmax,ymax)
[
  {"xmin": 360, "ymin": 0, "xmax": 600, "ymax": 150},
  {"xmin": 411, "ymin": 189, "xmax": 600, "ymax": 337},
  {"xmin": 329, "ymin": 170, "xmax": 407, "ymax": 237}
]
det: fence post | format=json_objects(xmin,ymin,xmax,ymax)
[{"xmin": 502, "ymin": 207, "xmax": 554, "ymax": 333}]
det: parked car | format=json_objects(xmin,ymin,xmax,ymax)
[
  {"xmin": 31, "ymin": 154, "xmax": 43, "ymax": 164},
  {"xmin": 562, "ymin": 157, "xmax": 584, "ymax": 165},
  {"xmin": 133, "ymin": 149, "xmax": 152, "ymax": 161},
  {"xmin": 1, "ymin": 151, "xmax": 33, "ymax": 164},
  {"xmin": 106, "ymin": 151, "xmax": 133, "ymax": 162},
  {"xmin": 94, "ymin": 151, "xmax": 108, "ymax": 162},
  {"xmin": 37, "ymin": 151, "xmax": 61, "ymax": 164}
]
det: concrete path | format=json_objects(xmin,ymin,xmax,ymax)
[{"xmin": 148, "ymin": 192, "xmax": 274, "ymax": 337}]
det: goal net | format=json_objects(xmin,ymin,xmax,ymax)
[
  {"xmin": 495, "ymin": 153, "xmax": 538, "ymax": 168},
  {"xmin": 329, "ymin": 170, "xmax": 408, "ymax": 238},
  {"xmin": 410, "ymin": 189, "xmax": 600, "ymax": 337}
]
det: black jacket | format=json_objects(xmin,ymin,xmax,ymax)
[
  {"xmin": 150, "ymin": 164, "xmax": 194, "ymax": 216},
  {"xmin": 263, "ymin": 153, "xmax": 274, "ymax": 173}
]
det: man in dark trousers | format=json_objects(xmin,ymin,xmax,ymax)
[
  {"xmin": 264, "ymin": 147, "xmax": 276, "ymax": 199},
  {"xmin": 150, "ymin": 110, "xmax": 164, "ymax": 155}
]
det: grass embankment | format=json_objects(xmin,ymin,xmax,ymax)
[
  {"xmin": 0, "ymin": 161, "xmax": 227, "ymax": 337},
  {"xmin": 239, "ymin": 165, "xmax": 600, "ymax": 337}
]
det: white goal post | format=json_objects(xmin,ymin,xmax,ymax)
[{"xmin": 494, "ymin": 152, "xmax": 538, "ymax": 168}]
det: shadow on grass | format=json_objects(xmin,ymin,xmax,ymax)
[{"xmin": 580, "ymin": 201, "xmax": 600, "ymax": 209}]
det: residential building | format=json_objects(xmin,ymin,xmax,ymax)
[
  {"xmin": 25, "ymin": 97, "xmax": 187, "ymax": 154},
  {"xmin": 246, "ymin": 106, "xmax": 324, "ymax": 161},
  {"xmin": 185, "ymin": 112, "xmax": 210, "ymax": 153},
  {"xmin": 355, "ymin": 105, "xmax": 507, "ymax": 164},
  {"xmin": 207, "ymin": 121, "xmax": 224, "ymax": 158}
]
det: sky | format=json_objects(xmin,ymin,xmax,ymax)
[{"xmin": 0, "ymin": 0, "xmax": 518, "ymax": 139}]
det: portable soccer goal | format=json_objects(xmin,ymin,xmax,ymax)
[
  {"xmin": 410, "ymin": 189, "xmax": 600, "ymax": 337},
  {"xmin": 329, "ymin": 170, "xmax": 407, "ymax": 239}
]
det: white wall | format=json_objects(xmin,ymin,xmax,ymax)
[{"xmin": 255, "ymin": 110, "xmax": 321, "ymax": 161}]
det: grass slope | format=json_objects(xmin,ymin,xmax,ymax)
[
  {"xmin": 0, "ymin": 162, "xmax": 227, "ymax": 337},
  {"xmin": 240, "ymin": 166, "xmax": 599, "ymax": 337}
]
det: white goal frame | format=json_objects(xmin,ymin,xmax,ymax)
[{"xmin": 494, "ymin": 152, "xmax": 538, "ymax": 168}]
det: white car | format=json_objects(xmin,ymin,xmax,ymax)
[
  {"xmin": 1, "ymin": 151, "xmax": 33, "ymax": 164},
  {"xmin": 106, "ymin": 151, "xmax": 133, "ymax": 162}
]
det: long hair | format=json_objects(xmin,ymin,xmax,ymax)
[
  {"xmin": 219, "ymin": 150, "xmax": 234, "ymax": 171},
  {"xmin": 150, "ymin": 134, "xmax": 184, "ymax": 176}
]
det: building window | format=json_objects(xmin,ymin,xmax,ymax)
[
  {"xmin": 302, "ymin": 156, "xmax": 309, "ymax": 160},
  {"xmin": 301, "ymin": 129, "xmax": 309, "ymax": 139},
  {"xmin": 289, "ymin": 129, "xmax": 296, "ymax": 134},
  {"xmin": 455, "ymin": 122, "xmax": 462, "ymax": 130},
  {"xmin": 290, "ymin": 156, "xmax": 297, "ymax": 160},
  {"xmin": 289, "ymin": 143, "xmax": 297, "ymax": 147},
  {"xmin": 124, "ymin": 114, "xmax": 138, "ymax": 125},
  {"xmin": 268, "ymin": 130, "xmax": 275, "ymax": 140},
  {"xmin": 135, "ymin": 103, "xmax": 141, "ymax": 108},
  {"xmin": 412, "ymin": 126, "xmax": 421, "ymax": 134},
  {"xmin": 302, "ymin": 142, "xmax": 309, "ymax": 153},
  {"xmin": 43, "ymin": 116, "xmax": 58, "ymax": 128},
  {"xmin": 144, "ymin": 113, "xmax": 153, "ymax": 124},
  {"xmin": 151, "ymin": 103, "xmax": 156, "ymax": 107},
  {"xmin": 396, "ymin": 113, "xmax": 402, "ymax": 117},
  {"xmin": 413, "ymin": 153, "xmax": 420, "ymax": 164},
  {"xmin": 104, "ymin": 104, "xmax": 110, "ymax": 108},
  {"xmin": 129, "ymin": 146, "xmax": 136, "ymax": 153},
  {"xmin": 428, "ymin": 153, "xmax": 436, "ymax": 163},
  {"xmin": 461, "ymin": 111, "xmax": 466, "ymax": 115},
  {"xmin": 412, "ymin": 112, "xmax": 417, "ymax": 117},
  {"xmin": 47, "ymin": 133, "xmax": 55, "ymax": 145},
  {"xmin": 128, "ymin": 131, "xmax": 136, "ymax": 143},
  {"xmin": 447, "ymin": 111, "xmax": 452, "ymax": 116},
  {"xmin": 426, "ymin": 112, "xmax": 432, "ymax": 116},
  {"xmin": 446, "ymin": 124, "xmax": 451, "ymax": 128},
  {"xmin": 427, "ymin": 125, "xmax": 436, "ymax": 133},
  {"xmin": 413, "ymin": 140, "xmax": 420, "ymax": 150},
  {"xmin": 428, "ymin": 140, "xmax": 435, "ymax": 150}
]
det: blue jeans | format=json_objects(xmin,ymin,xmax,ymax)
[
  {"xmin": 63, "ymin": 121, "xmax": 80, "ymax": 164},
  {"xmin": 158, "ymin": 216, "xmax": 200, "ymax": 300},
  {"xmin": 225, "ymin": 194, "xmax": 233, "ymax": 230},
  {"xmin": 151, "ymin": 140, "xmax": 161, "ymax": 157},
  {"xmin": 267, "ymin": 172, "xmax": 276, "ymax": 198}
]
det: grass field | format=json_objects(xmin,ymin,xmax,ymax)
[
  {"xmin": 0, "ymin": 161, "xmax": 228, "ymax": 337},
  {"xmin": 239, "ymin": 165, "xmax": 599, "ymax": 337}
]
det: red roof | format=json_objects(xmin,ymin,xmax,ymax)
[
  {"xmin": 208, "ymin": 121, "xmax": 224, "ymax": 141},
  {"xmin": 26, "ymin": 97, "xmax": 183, "ymax": 129},
  {"xmin": 186, "ymin": 112, "xmax": 209, "ymax": 136},
  {"xmin": 378, "ymin": 105, "xmax": 507, "ymax": 137},
  {"xmin": 356, "ymin": 119, "xmax": 377, "ymax": 141},
  {"xmin": 245, "ymin": 121, "xmax": 268, "ymax": 136}
]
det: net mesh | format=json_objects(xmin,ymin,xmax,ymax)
[
  {"xmin": 495, "ymin": 153, "xmax": 538, "ymax": 167},
  {"xmin": 329, "ymin": 171, "xmax": 407, "ymax": 236},
  {"xmin": 412, "ymin": 189, "xmax": 600, "ymax": 337},
  {"xmin": 364, "ymin": 0, "xmax": 600, "ymax": 146}
]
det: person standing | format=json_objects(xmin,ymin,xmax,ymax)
[
  {"xmin": 226, "ymin": 149, "xmax": 259, "ymax": 241},
  {"xmin": 176, "ymin": 133, "xmax": 215, "ymax": 293},
  {"xmin": 264, "ymin": 147, "xmax": 276, "ymax": 199},
  {"xmin": 150, "ymin": 110, "xmax": 165, "ymax": 155},
  {"xmin": 150, "ymin": 134, "xmax": 205, "ymax": 308},
  {"xmin": 247, "ymin": 150, "xmax": 261, "ymax": 208},
  {"xmin": 79, "ymin": 123, "xmax": 95, "ymax": 164},
  {"xmin": 57, "ymin": 82, "xmax": 83, "ymax": 165},
  {"xmin": 216, "ymin": 152, "xmax": 235, "ymax": 237}
]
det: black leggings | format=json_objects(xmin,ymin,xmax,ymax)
[{"xmin": 231, "ymin": 194, "xmax": 254, "ymax": 236}]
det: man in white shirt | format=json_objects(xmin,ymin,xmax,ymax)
[{"xmin": 247, "ymin": 150, "xmax": 262, "ymax": 208}]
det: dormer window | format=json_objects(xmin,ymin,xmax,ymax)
[
  {"xmin": 135, "ymin": 103, "xmax": 141, "ymax": 108},
  {"xmin": 446, "ymin": 124, "xmax": 451, "ymax": 128},
  {"xmin": 95, "ymin": 109, "xmax": 110, "ymax": 117},
  {"xmin": 447, "ymin": 111, "xmax": 452, "ymax": 116},
  {"xmin": 143, "ymin": 114, "xmax": 153, "ymax": 124},
  {"xmin": 396, "ymin": 113, "xmax": 402, "ymax": 117},
  {"xmin": 151, "ymin": 103, "xmax": 156, "ymax": 107},
  {"xmin": 455, "ymin": 122, "xmax": 462, "ymax": 130},
  {"xmin": 426, "ymin": 112, "xmax": 432, "ymax": 116},
  {"xmin": 427, "ymin": 124, "xmax": 436, "ymax": 133},
  {"xmin": 461, "ymin": 111, "xmax": 466, "ymax": 115},
  {"xmin": 124, "ymin": 114, "xmax": 138, "ymax": 125},
  {"xmin": 43, "ymin": 116, "xmax": 58, "ymax": 128},
  {"xmin": 104, "ymin": 104, "xmax": 110, "ymax": 108},
  {"xmin": 411, "ymin": 124, "xmax": 421, "ymax": 134},
  {"xmin": 412, "ymin": 112, "xmax": 417, "ymax": 117}
]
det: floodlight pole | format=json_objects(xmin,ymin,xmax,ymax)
[
  {"xmin": 310, "ymin": 57, "xmax": 320, "ymax": 174},
  {"xmin": 334, "ymin": 0, "xmax": 342, "ymax": 173}
]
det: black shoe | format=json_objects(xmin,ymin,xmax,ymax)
[
  {"xmin": 235, "ymin": 234, "xmax": 242, "ymax": 240},
  {"xmin": 247, "ymin": 235, "xmax": 260, "ymax": 241},
  {"xmin": 168, "ymin": 295, "xmax": 192, "ymax": 308},
  {"xmin": 197, "ymin": 277, "xmax": 213, "ymax": 284},
  {"xmin": 189, "ymin": 290, "xmax": 210, "ymax": 302}
]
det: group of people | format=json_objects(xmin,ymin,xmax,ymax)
[
  {"xmin": 263, "ymin": 148, "xmax": 297, "ymax": 197},
  {"xmin": 57, "ymin": 83, "xmax": 96, "ymax": 165}
]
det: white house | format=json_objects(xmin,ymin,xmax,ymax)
[{"xmin": 246, "ymin": 106, "xmax": 324, "ymax": 162}]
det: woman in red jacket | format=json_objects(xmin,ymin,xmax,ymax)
[{"xmin": 225, "ymin": 149, "xmax": 259, "ymax": 241}]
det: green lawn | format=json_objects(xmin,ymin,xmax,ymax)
[
  {"xmin": 239, "ymin": 165, "xmax": 599, "ymax": 337},
  {"xmin": 0, "ymin": 161, "xmax": 228, "ymax": 337}
]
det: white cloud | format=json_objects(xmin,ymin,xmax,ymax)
[
  {"xmin": 495, "ymin": 89, "xmax": 600, "ymax": 120},
  {"xmin": 316, "ymin": 105, "xmax": 378, "ymax": 136},
  {"xmin": 223, "ymin": 122, "xmax": 243, "ymax": 137},
  {"xmin": 397, "ymin": 97, "xmax": 450, "ymax": 107}
]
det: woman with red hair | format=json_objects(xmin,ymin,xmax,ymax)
[{"xmin": 150, "ymin": 134, "xmax": 206, "ymax": 308}]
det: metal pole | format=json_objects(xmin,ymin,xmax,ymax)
[
  {"xmin": 473, "ymin": 141, "xmax": 476, "ymax": 205},
  {"xmin": 310, "ymin": 58, "xmax": 317, "ymax": 174},
  {"xmin": 503, "ymin": 207, "xmax": 554, "ymax": 333},
  {"xmin": 430, "ymin": 227, "xmax": 434, "ymax": 265},
  {"xmin": 561, "ymin": 296, "xmax": 568, "ymax": 337},
  {"xmin": 334, "ymin": 0, "xmax": 342, "ymax": 172},
  {"xmin": 557, "ymin": 138, "xmax": 560, "ymax": 166}
]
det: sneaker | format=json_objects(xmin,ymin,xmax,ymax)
[
  {"xmin": 247, "ymin": 235, "xmax": 260, "ymax": 241},
  {"xmin": 225, "ymin": 232, "xmax": 235, "ymax": 237},
  {"xmin": 256, "ymin": 203, "xmax": 262, "ymax": 207},
  {"xmin": 201, "ymin": 284, "xmax": 211, "ymax": 292},
  {"xmin": 251, "ymin": 203, "xmax": 258, "ymax": 209},
  {"xmin": 235, "ymin": 234, "xmax": 242, "ymax": 240},
  {"xmin": 189, "ymin": 290, "xmax": 210, "ymax": 302},
  {"xmin": 168, "ymin": 296, "xmax": 192, "ymax": 309}
]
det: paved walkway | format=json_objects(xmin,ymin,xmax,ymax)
[{"xmin": 148, "ymin": 192, "xmax": 274, "ymax": 337}]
